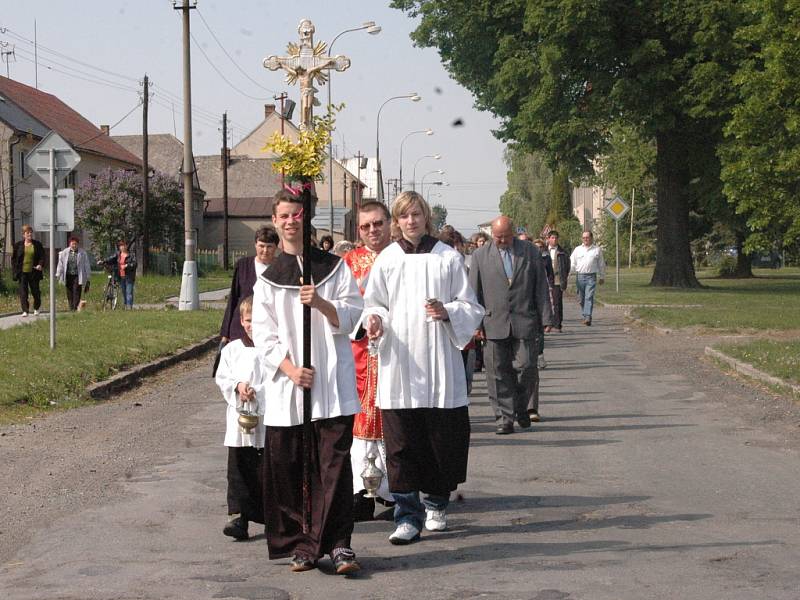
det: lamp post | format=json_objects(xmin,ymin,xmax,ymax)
[
  {"xmin": 376, "ymin": 93, "xmax": 421, "ymax": 202},
  {"xmin": 399, "ymin": 128, "xmax": 432, "ymax": 191},
  {"xmin": 411, "ymin": 154, "xmax": 441, "ymax": 191},
  {"xmin": 326, "ymin": 21, "xmax": 381, "ymax": 239},
  {"xmin": 420, "ymin": 169, "xmax": 445, "ymax": 197}
]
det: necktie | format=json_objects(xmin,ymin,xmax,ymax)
[{"xmin": 501, "ymin": 249, "xmax": 513, "ymax": 279}]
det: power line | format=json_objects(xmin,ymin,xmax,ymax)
[
  {"xmin": 76, "ymin": 100, "xmax": 143, "ymax": 146},
  {"xmin": 189, "ymin": 30, "xmax": 271, "ymax": 101},
  {"xmin": 0, "ymin": 25, "xmax": 140, "ymax": 84},
  {"xmin": 14, "ymin": 53, "xmax": 139, "ymax": 93},
  {"xmin": 195, "ymin": 8, "xmax": 276, "ymax": 95}
]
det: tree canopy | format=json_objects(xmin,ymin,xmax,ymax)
[
  {"xmin": 75, "ymin": 169, "xmax": 183, "ymax": 257},
  {"xmin": 392, "ymin": 0, "xmax": 762, "ymax": 287}
]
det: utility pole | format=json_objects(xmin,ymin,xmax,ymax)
[
  {"xmin": 175, "ymin": 0, "xmax": 199, "ymax": 310},
  {"xmin": 342, "ymin": 176, "xmax": 348, "ymax": 240},
  {"xmin": 222, "ymin": 112, "xmax": 229, "ymax": 270},
  {"xmin": 141, "ymin": 74, "xmax": 149, "ymax": 274},
  {"xmin": 1, "ymin": 45, "xmax": 14, "ymax": 78},
  {"xmin": 355, "ymin": 151, "xmax": 364, "ymax": 209}
]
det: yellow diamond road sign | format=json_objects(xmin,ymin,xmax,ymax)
[{"xmin": 605, "ymin": 195, "xmax": 630, "ymax": 220}]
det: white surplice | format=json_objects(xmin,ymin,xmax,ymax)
[
  {"xmin": 215, "ymin": 339, "xmax": 267, "ymax": 447},
  {"xmin": 251, "ymin": 260, "xmax": 363, "ymax": 427},
  {"xmin": 361, "ymin": 240, "xmax": 485, "ymax": 410}
]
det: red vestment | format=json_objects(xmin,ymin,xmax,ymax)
[{"xmin": 344, "ymin": 247, "xmax": 382, "ymax": 440}]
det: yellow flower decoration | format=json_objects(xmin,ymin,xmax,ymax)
[{"xmin": 262, "ymin": 105, "xmax": 342, "ymax": 182}]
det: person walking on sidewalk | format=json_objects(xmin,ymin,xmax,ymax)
[
  {"xmin": 469, "ymin": 216, "xmax": 552, "ymax": 434},
  {"xmin": 570, "ymin": 231, "xmax": 606, "ymax": 326},
  {"xmin": 363, "ymin": 192, "xmax": 484, "ymax": 545},
  {"xmin": 101, "ymin": 241, "xmax": 137, "ymax": 309},
  {"xmin": 11, "ymin": 225, "xmax": 45, "ymax": 317},
  {"xmin": 546, "ymin": 230, "xmax": 570, "ymax": 332},
  {"xmin": 56, "ymin": 236, "xmax": 92, "ymax": 311}
]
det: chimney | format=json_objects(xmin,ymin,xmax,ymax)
[
  {"xmin": 100, "ymin": 125, "xmax": 110, "ymax": 135},
  {"xmin": 264, "ymin": 104, "xmax": 276, "ymax": 119}
]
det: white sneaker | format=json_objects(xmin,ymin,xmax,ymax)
[
  {"xmin": 538, "ymin": 355, "xmax": 547, "ymax": 369},
  {"xmin": 21, "ymin": 311, "xmax": 28, "ymax": 317},
  {"xmin": 389, "ymin": 522, "xmax": 421, "ymax": 545},
  {"xmin": 33, "ymin": 310, "xmax": 40, "ymax": 316},
  {"xmin": 424, "ymin": 509, "xmax": 447, "ymax": 532}
]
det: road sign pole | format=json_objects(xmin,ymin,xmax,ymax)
[
  {"xmin": 49, "ymin": 148, "xmax": 56, "ymax": 349},
  {"xmin": 615, "ymin": 218, "xmax": 620, "ymax": 293}
]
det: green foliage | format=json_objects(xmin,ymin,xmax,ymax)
[
  {"xmin": 75, "ymin": 169, "xmax": 183, "ymax": 257},
  {"xmin": 716, "ymin": 255, "xmax": 738, "ymax": 277},
  {"xmin": 719, "ymin": 0, "xmax": 800, "ymax": 253},
  {"xmin": 431, "ymin": 203, "xmax": 448, "ymax": 230},
  {"xmin": 391, "ymin": 0, "xmax": 758, "ymax": 287},
  {"xmin": 499, "ymin": 147, "xmax": 552, "ymax": 236}
]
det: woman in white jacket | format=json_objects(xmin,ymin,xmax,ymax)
[{"xmin": 55, "ymin": 236, "xmax": 92, "ymax": 311}]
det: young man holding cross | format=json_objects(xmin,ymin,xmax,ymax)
[{"xmin": 251, "ymin": 190, "xmax": 364, "ymax": 574}]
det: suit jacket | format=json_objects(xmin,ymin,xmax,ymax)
[
  {"xmin": 220, "ymin": 255, "xmax": 257, "ymax": 341},
  {"xmin": 469, "ymin": 238, "xmax": 553, "ymax": 340},
  {"xmin": 11, "ymin": 240, "xmax": 45, "ymax": 281},
  {"xmin": 548, "ymin": 244, "xmax": 570, "ymax": 290}
]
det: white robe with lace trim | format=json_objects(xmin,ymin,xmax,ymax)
[{"xmin": 361, "ymin": 241, "xmax": 485, "ymax": 410}]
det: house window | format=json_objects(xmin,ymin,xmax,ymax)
[
  {"xmin": 19, "ymin": 151, "xmax": 26, "ymax": 178},
  {"xmin": 65, "ymin": 171, "xmax": 77, "ymax": 188}
]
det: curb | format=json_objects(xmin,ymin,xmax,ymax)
[
  {"xmin": 87, "ymin": 335, "xmax": 220, "ymax": 399},
  {"xmin": 704, "ymin": 346, "xmax": 800, "ymax": 395}
]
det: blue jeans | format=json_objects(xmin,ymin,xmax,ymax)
[
  {"xmin": 576, "ymin": 273, "xmax": 597, "ymax": 321},
  {"xmin": 119, "ymin": 278, "xmax": 135, "ymax": 307},
  {"xmin": 393, "ymin": 491, "xmax": 450, "ymax": 530}
]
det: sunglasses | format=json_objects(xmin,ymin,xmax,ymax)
[{"xmin": 359, "ymin": 219, "xmax": 385, "ymax": 232}]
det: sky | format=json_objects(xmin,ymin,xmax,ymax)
[{"xmin": 0, "ymin": 1, "xmax": 508, "ymax": 234}]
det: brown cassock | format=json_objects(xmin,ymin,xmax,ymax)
[
  {"xmin": 381, "ymin": 406, "xmax": 470, "ymax": 496},
  {"xmin": 262, "ymin": 415, "xmax": 355, "ymax": 560}
]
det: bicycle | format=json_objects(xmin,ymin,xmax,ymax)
[{"xmin": 98, "ymin": 263, "xmax": 120, "ymax": 310}]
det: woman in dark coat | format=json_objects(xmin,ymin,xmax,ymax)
[{"xmin": 11, "ymin": 224, "xmax": 46, "ymax": 316}]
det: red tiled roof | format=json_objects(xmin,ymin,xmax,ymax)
[
  {"xmin": 0, "ymin": 76, "xmax": 141, "ymax": 167},
  {"xmin": 204, "ymin": 197, "xmax": 275, "ymax": 218}
]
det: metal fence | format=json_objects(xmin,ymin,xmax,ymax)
[{"xmin": 148, "ymin": 247, "xmax": 247, "ymax": 276}]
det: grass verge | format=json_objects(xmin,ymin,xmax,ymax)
[
  {"xmin": 600, "ymin": 267, "xmax": 800, "ymax": 331},
  {"xmin": 715, "ymin": 340, "xmax": 800, "ymax": 387},
  {"xmin": 0, "ymin": 308, "xmax": 222, "ymax": 421},
  {"xmin": 0, "ymin": 270, "xmax": 231, "ymax": 313}
]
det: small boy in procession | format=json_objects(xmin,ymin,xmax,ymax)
[
  {"xmin": 214, "ymin": 295, "xmax": 266, "ymax": 541},
  {"xmin": 252, "ymin": 190, "xmax": 364, "ymax": 574}
]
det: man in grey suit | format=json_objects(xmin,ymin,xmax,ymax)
[{"xmin": 469, "ymin": 216, "xmax": 553, "ymax": 434}]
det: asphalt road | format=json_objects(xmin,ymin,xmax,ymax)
[{"xmin": 2, "ymin": 301, "xmax": 799, "ymax": 599}]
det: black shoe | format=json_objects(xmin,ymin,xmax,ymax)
[
  {"xmin": 496, "ymin": 423, "xmax": 514, "ymax": 435},
  {"xmin": 223, "ymin": 516, "xmax": 249, "ymax": 540},
  {"xmin": 331, "ymin": 547, "xmax": 361, "ymax": 575},
  {"xmin": 289, "ymin": 554, "xmax": 317, "ymax": 572},
  {"xmin": 353, "ymin": 492, "xmax": 376, "ymax": 522},
  {"xmin": 517, "ymin": 414, "xmax": 532, "ymax": 429}
]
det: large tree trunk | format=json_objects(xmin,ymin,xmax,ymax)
[
  {"xmin": 733, "ymin": 231, "xmax": 753, "ymax": 278},
  {"xmin": 650, "ymin": 130, "xmax": 701, "ymax": 288}
]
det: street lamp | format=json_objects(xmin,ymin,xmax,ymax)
[
  {"xmin": 420, "ymin": 169, "xmax": 445, "ymax": 196},
  {"xmin": 376, "ymin": 93, "xmax": 421, "ymax": 202},
  {"xmin": 326, "ymin": 21, "xmax": 381, "ymax": 239},
  {"xmin": 411, "ymin": 154, "xmax": 441, "ymax": 191},
  {"xmin": 399, "ymin": 128, "xmax": 433, "ymax": 191}
]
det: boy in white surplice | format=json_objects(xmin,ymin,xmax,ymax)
[{"xmin": 362, "ymin": 191, "xmax": 484, "ymax": 545}]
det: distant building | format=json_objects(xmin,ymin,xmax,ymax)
[
  {"xmin": 0, "ymin": 76, "xmax": 140, "ymax": 256},
  {"xmin": 572, "ymin": 184, "xmax": 612, "ymax": 232}
]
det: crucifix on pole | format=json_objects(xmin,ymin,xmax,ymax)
[{"xmin": 263, "ymin": 18, "xmax": 351, "ymax": 534}]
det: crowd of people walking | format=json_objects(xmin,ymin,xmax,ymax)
[{"xmin": 214, "ymin": 190, "xmax": 605, "ymax": 574}]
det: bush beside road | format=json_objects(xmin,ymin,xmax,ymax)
[{"xmin": 0, "ymin": 309, "xmax": 222, "ymax": 422}]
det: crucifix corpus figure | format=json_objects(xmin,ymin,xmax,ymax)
[{"xmin": 264, "ymin": 18, "xmax": 351, "ymax": 129}]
